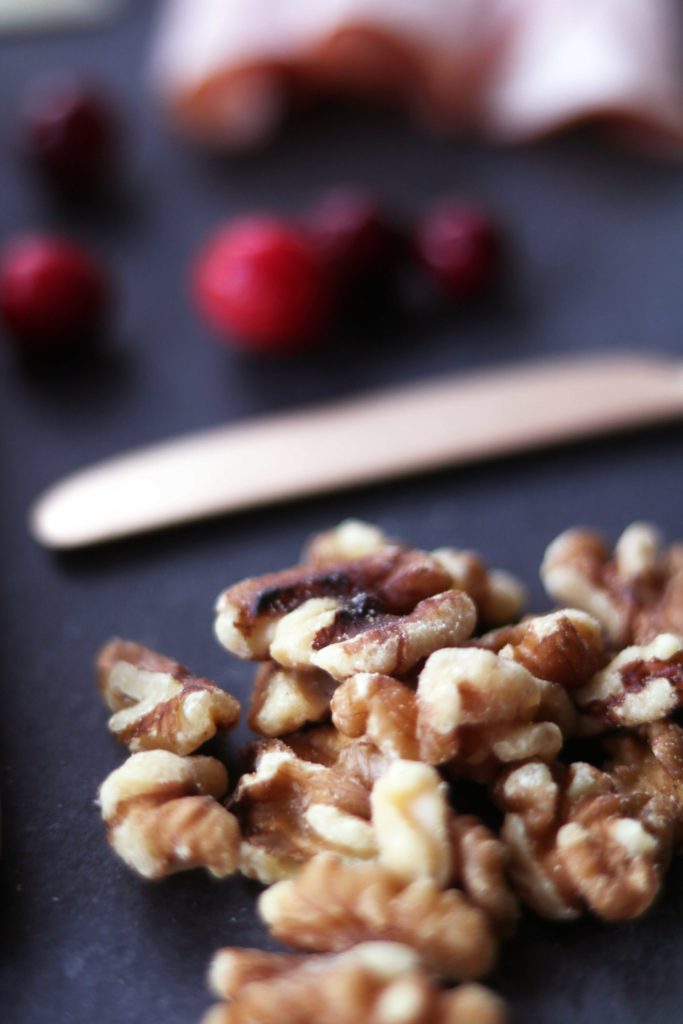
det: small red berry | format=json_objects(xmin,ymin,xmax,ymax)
[
  {"xmin": 193, "ymin": 218, "xmax": 331, "ymax": 353},
  {"xmin": 0, "ymin": 236, "xmax": 110, "ymax": 351},
  {"xmin": 18, "ymin": 77, "xmax": 119, "ymax": 194},
  {"xmin": 415, "ymin": 205, "xmax": 501, "ymax": 300},
  {"xmin": 306, "ymin": 190, "xmax": 399, "ymax": 293}
]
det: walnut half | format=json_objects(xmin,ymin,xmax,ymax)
[
  {"xmin": 204, "ymin": 943, "xmax": 507, "ymax": 1024},
  {"xmin": 98, "ymin": 750, "xmax": 240, "ymax": 879},
  {"xmin": 97, "ymin": 640, "xmax": 240, "ymax": 756}
]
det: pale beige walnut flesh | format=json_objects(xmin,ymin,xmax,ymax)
[
  {"xmin": 480, "ymin": 609, "xmax": 607, "ymax": 690},
  {"xmin": 97, "ymin": 640, "xmax": 240, "ymax": 756},
  {"xmin": 249, "ymin": 662, "xmax": 337, "ymax": 737},
  {"xmin": 259, "ymin": 852, "xmax": 497, "ymax": 981},
  {"xmin": 371, "ymin": 760, "xmax": 453, "ymax": 888},
  {"xmin": 416, "ymin": 647, "xmax": 574, "ymax": 781},
  {"xmin": 497, "ymin": 760, "xmax": 667, "ymax": 921},
  {"xmin": 541, "ymin": 522, "xmax": 683, "ymax": 646},
  {"xmin": 230, "ymin": 740, "xmax": 377, "ymax": 884},
  {"xmin": 204, "ymin": 943, "xmax": 508, "ymax": 1024},
  {"xmin": 575, "ymin": 633, "xmax": 683, "ymax": 732},
  {"xmin": 98, "ymin": 750, "xmax": 240, "ymax": 879}
]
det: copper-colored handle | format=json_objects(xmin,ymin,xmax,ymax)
[{"xmin": 30, "ymin": 355, "xmax": 683, "ymax": 550}]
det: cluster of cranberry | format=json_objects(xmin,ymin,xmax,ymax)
[{"xmin": 0, "ymin": 78, "xmax": 502, "ymax": 357}]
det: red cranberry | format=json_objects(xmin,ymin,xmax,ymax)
[
  {"xmin": 193, "ymin": 218, "xmax": 331, "ymax": 353},
  {"xmin": 18, "ymin": 77, "xmax": 119, "ymax": 194},
  {"xmin": 415, "ymin": 205, "xmax": 501, "ymax": 300},
  {"xmin": 0, "ymin": 236, "xmax": 110, "ymax": 351},
  {"xmin": 306, "ymin": 190, "xmax": 400, "ymax": 293}
]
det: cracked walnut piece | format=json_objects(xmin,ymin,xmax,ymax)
[
  {"xmin": 97, "ymin": 640, "xmax": 240, "ymax": 756},
  {"xmin": 575, "ymin": 633, "xmax": 683, "ymax": 732},
  {"xmin": 204, "ymin": 943, "xmax": 507, "ymax": 1024},
  {"xmin": 498, "ymin": 760, "xmax": 667, "ymax": 920},
  {"xmin": 214, "ymin": 543, "xmax": 454, "ymax": 660},
  {"xmin": 416, "ymin": 647, "xmax": 575, "ymax": 779},
  {"xmin": 249, "ymin": 663, "xmax": 337, "ymax": 737},
  {"xmin": 230, "ymin": 741, "xmax": 377, "ymax": 884},
  {"xmin": 541, "ymin": 522, "xmax": 683, "ymax": 646},
  {"xmin": 259, "ymin": 852, "xmax": 497, "ymax": 981},
  {"xmin": 98, "ymin": 750, "xmax": 240, "ymax": 879},
  {"xmin": 479, "ymin": 609, "xmax": 607, "ymax": 690}
]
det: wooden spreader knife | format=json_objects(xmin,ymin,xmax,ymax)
[{"xmin": 30, "ymin": 354, "xmax": 683, "ymax": 550}]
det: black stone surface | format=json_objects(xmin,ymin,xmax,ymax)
[{"xmin": 1, "ymin": 4, "xmax": 683, "ymax": 1023}]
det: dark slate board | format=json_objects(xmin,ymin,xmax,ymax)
[{"xmin": 1, "ymin": 4, "xmax": 683, "ymax": 1023}]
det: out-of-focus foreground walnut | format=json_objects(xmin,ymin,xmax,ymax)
[
  {"xmin": 230, "ymin": 740, "xmax": 378, "ymax": 884},
  {"xmin": 541, "ymin": 522, "xmax": 683, "ymax": 646},
  {"xmin": 575, "ymin": 633, "xmax": 683, "ymax": 732},
  {"xmin": 479, "ymin": 609, "xmax": 607, "ymax": 689},
  {"xmin": 497, "ymin": 760, "xmax": 669, "ymax": 920},
  {"xmin": 98, "ymin": 750, "xmax": 240, "ymax": 879},
  {"xmin": 97, "ymin": 640, "xmax": 240, "ymax": 756},
  {"xmin": 203, "ymin": 943, "xmax": 507, "ymax": 1024},
  {"xmin": 259, "ymin": 852, "xmax": 497, "ymax": 980},
  {"xmin": 416, "ymin": 647, "xmax": 575, "ymax": 780}
]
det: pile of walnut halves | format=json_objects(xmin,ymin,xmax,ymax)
[{"xmin": 95, "ymin": 518, "xmax": 683, "ymax": 1023}]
